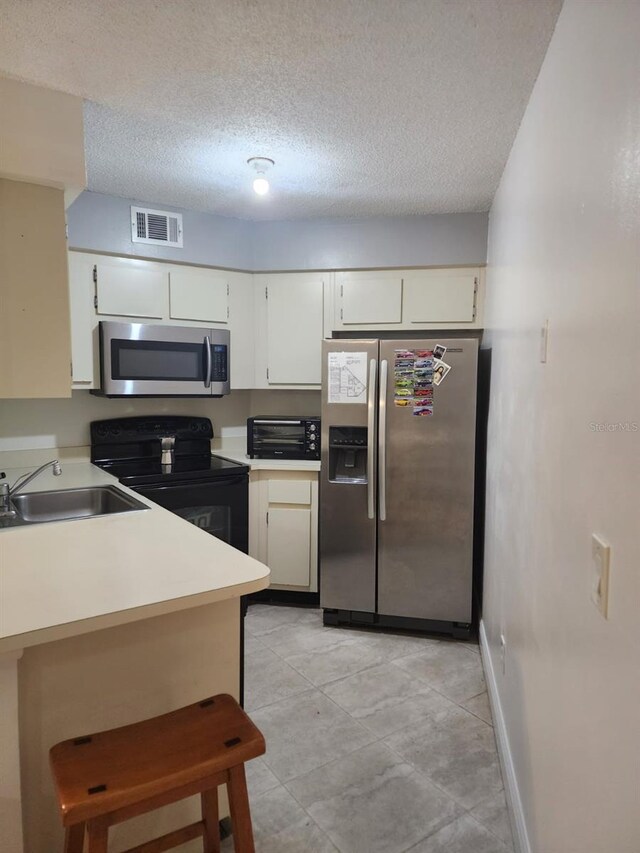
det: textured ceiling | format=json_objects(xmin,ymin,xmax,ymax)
[{"xmin": 0, "ymin": 0, "xmax": 562, "ymax": 220}]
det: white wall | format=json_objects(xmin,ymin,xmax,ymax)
[{"xmin": 482, "ymin": 2, "xmax": 640, "ymax": 852}]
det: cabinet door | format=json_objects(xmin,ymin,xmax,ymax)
[
  {"xmin": 403, "ymin": 269, "xmax": 478, "ymax": 323},
  {"xmin": 338, "ymin": 272, "xmax": 403, "ymax": 324},
  {"xmin": 265, "ymin": 274, "xmax": 324, "ymax": 385},
  {"xmin": 267, "ymin": 507, "xmax": 311, "ymax": 587},
  {"xmin": 95, "ymin": 259, "xmax": 166, "ymax": 318},
  {"xmin": 227, "ymin": 272, "xmax": 254, "ymax": 388},
  {"xmin": 0, "ymin": 180, "xmax": 71, "ymax": 398},
  {"xmin": 67, "ymin": 252, "xmax": 97, "ymax": 386},
  {"xmin": 169, "ymin": 268, "xmax": 228, "ymax": 323}
]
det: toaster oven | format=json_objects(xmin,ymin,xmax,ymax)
[{"xmin": 247, "ymin": 416, "xmax": 320, "ymax": 460}]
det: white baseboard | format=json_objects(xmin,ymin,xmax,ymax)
[{"xmin": 479, "ymin": 619, "xmax": 532, "ymax": 853}]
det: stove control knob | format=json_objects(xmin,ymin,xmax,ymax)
[{"xmin": 309, "ymin": 443, "xmax": 316, "ymax": 450}]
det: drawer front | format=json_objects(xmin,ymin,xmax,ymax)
[{"xmin": 268, "ymin": 479, "xmax": 312, "ymax": 505}]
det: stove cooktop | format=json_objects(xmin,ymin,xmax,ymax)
[
  {"xmin": 91, "ymin": 416, "xmax": 248, "ymax": 486},
  {"xmin": 97, "ymin": 454, "xmax": 248, "ymax": 487}
]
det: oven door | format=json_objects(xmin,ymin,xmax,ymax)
[
  {"xmin": 98, "ymin": 321, "xmax": 230, "ymax": 397},
  {"xmin": 133, "ymin": 475, "xmax": 248, "ymax": 553}
]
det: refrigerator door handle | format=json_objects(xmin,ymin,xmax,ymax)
[
  {"xmin": 367, "ymin": 357, "xmax": 377, "ymax": 520},
  {"xmin": 378, "ymin": 358, "xmax": 388, "ymax": 521}
]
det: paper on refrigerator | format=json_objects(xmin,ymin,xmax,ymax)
[{"xmin": 327, "ymin": 351, "xmax": 368, "ymax": 404}]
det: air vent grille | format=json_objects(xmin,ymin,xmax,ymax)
[{"xmin": 131, "ymin": 206, "xmax": 183, "ymax": 248}]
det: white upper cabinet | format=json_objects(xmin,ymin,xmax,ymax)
[
  {"xmin": 95, "ymin": 257, "xmax": 167, "ymax": 318},
  {"xmin": 332, "ymin": 267, "xmax": 484, "ymax": 331},
  {"xmin": 225, "ymin": 271, "xmax": 254, "ymax": 389},
  {"xmin": 255, "ymin": 272, "xmax": 326, "ymax": 387},
  {"xmin": 337, "ymin": 272, "xmax": 403, "ymax": 324},
  {"xmin": 67, "ymin": 253, "xmax": 254, "ymax": 390},
  {"xmin": 169, "ymin": 268, "xmax": 228, "ymax": 323},
  {"xmin": 67, "ymin": 252, "xmax": 97, "ymax": 386},
  {"xmin": 403, "ymin": 269, "xmax": 478, "ymax": 323}
]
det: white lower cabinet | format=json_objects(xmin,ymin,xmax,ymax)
[{"xmin": 249, "ymin": 470, "xmax": 319, "ymax": 592}]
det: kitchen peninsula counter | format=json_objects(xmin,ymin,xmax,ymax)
[
  {"xmin": 0, "ymin": 453, "xmax": 269, "ymax": 853},
  {"xmin": 0, "ymin": 459, "xmax": 269, "ymax": 652}
]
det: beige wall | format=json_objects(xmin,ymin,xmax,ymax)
[
  {"xmin": 483, "ymin": 2, "xmax": 640, "ymax": 852},
  {"xmin": 19, "ymin": 601, "xmax": 239, "ymax": 853},
  {"xmin": 0, "ymin": 389, "xmax": 321, "ymax": 451},
  {"xmin": 0, "ymin": 77, "xmax": 85, "ymax": 206}
]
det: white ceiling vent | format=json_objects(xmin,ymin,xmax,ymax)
[{"xmin": 131, "ymin": 206, "xmax": 183, "ymax": 247}]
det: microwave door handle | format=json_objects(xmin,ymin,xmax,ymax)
[{"xmin": 203, "ymin": 336, "xmax": 212, "ymax": 388}]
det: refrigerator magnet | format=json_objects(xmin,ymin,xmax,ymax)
[
  {"xmin": 413, "ymin": 368, "xmax": 434, "ymax": 380},
  {"xmin": 413, "ymin": 402, "xmax": 434, "ymax": 416},
  {"xmin": 433, "ymin": 361, "xmax": 451, "ymax": 385},
  {"xmin": 415, "ymin": 349, "xmax": 434, "ymax": 359},
  {"xmin": 414, "ymin": 357, "xmax": 434, "ymax": 369},
  {"xmin": 433, "ymin": 345, "xmax": 447, "ymax": 361},
  {"xmin": 394, "ymin": 397, "xmax": 413, "ymax": 407}
]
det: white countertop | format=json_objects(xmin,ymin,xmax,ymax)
[
  {"xmin": 212, "ymin": 438, "xmax": 321, "ymax": 472},
  {"xmin": 0, "ymin": 458, "xmax": 270, "ymax": 653}
]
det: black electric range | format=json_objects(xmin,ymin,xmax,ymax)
[
  {"xmin": 90, "ymin": 416, "xmax": 249, "ymax": 552},
  {"xmin": 91, "ymin": 415, "xmax": 251, "ymax": 704}
]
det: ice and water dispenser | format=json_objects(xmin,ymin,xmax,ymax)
[{"xmin": 328, "ymin": 427, "xmax": 368, "ymax": 484}]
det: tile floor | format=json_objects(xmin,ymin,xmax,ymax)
[{"xmin": 226, "ymin": 604, "xmax": 514, "ymax": 853}]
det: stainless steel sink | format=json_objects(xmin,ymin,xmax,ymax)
[{"xmin": 5, "ymin": 485, "xmax": 149, "ymax": 526}]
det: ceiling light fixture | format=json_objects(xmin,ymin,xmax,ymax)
[{"xmin": 247, "ymin": 157, "xmax": 274, "ymax": 196}]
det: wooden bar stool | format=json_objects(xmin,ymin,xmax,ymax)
[{"xmin": 49, "ymin": 694, "xmax": 266, "ymax": 853}]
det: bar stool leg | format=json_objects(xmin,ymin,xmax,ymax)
[
  {"xmin": 227, "ymin": 764, "xmax": 255, "ymax": 853},
  {"xmin": 201, "ymin": 787, "xmax": 221, "ymax": 853},
  {"xmin": 86, "ymin": 817, "xmax": 109, "ymax": 853},
  {"xmin": 64, "ymin": 822, "xmax": 85, "ymax": 853}
]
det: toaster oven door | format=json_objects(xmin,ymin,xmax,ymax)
[{"xmin": 251, "ymin": 420, "xmax": 307, "ymax": 457}]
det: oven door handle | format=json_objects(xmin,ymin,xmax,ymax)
[{"xmin": 204, "ymin": 336, "xmax": 212, "ymax": 389}]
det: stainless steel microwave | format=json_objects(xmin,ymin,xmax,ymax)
[{"xmin": 94, "ymin": 321, "xmax": 230, "ymax": 397}]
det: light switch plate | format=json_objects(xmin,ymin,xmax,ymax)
[{"xmin": 591, "ymin": 534, "xmax": 610, "ymax": 618}]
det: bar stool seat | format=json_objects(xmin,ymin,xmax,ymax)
[{"xmin": 50, "ymin": 694, "xmax": 266, "ymax": 853}]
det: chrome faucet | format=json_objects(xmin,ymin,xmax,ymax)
[{"xmin": 0, "ymin": 459, "xmax": 62, "ymax": 518}]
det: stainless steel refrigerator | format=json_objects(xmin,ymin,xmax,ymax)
[{"xmin": 320, "ymin": 338, "xmax": 478, "ymax": 637}]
